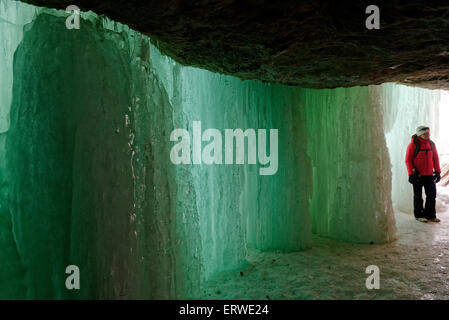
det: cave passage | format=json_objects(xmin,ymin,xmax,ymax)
[{"xmin": 0, "ymin": 0, "xmax": 448, "ymax": 299}]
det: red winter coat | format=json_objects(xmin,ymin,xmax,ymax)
[{"xmin": 405, "ymin": 135, "xmax": 441, "ymax": 176}]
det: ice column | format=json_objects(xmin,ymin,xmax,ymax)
[
  {"xmin": 0, "ymin": 0, "xmax": 41, "ymax": 299},
  {"xmin": 305, "ymin": 86, "xmax": 396, "ymax": 243},
  {"xmin": 5, "ymin": 12, "xmax": 204, "ymax": 299}
]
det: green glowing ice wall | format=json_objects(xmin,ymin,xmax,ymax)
[
  {"xmin": 4, "ymin": 10, "xmax": 201, "ymax": 299},
  {"xmin": 0, "ymin": 0, "xmax": 396, "ymax": 299},
  {"xmin": 305, "ymin": 86, "xmax": 396, "ymax": 243},
  {"xmin": 0, "ymin": 0, "xmax": 41, "ymax": 299},
  {"xmin": 159, "ymin": 65, "xmax": 314, "ymax": 280}
]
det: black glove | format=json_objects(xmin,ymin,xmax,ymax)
[
  {"xmin": 409, "ymin": 171, "xmax": 419, "ymax": 184},
  {"xmin": 434, "ymin": 171, "xmax": 441, "ymax": 183}
]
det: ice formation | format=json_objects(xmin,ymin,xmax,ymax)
[
  {"xmin": 4, "ymin": 0, "xmax": 438, "ymax": 299},
  {"xmin": 305, "ymin": 86, "xmax": 396, "ymax": 243}
]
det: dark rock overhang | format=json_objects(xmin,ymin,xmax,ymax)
[{"xmin": 17, "ymin": 0, "xmax": 449, "ymax": 89}]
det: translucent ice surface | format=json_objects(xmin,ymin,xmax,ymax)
[{"xmin": 306, "ymin": 86, "xmax": 396, "ymax": 243}]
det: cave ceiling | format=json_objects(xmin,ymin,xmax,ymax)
[{"xmin": 18, "ymin": 0, "xmax": 449, "ymax": 89}]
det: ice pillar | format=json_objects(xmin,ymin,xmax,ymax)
[
  {"xmin": 5, "ymin": 12, "xmax": 202, "ymax": 299},
  {"xmin": 305, "ymin": 86, "xmax": 396, "ymax": 243}
]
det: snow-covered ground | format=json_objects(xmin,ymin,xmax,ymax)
[{"xmin": 202, "ymin": 187, "xmax": 449, "ymax": 300}]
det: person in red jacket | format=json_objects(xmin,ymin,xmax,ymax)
[{"xmin": 405, "ymin": 125, "xmax": 441, "ymax": 223}]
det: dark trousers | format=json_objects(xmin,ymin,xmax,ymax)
[{"xmin": 412, "ymin": 175, "xmax": 436, "ymax": 219}]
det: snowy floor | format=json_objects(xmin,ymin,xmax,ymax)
[{"xmin": 202, "ymin": 187, "xmax": 449, "ymax": 300}]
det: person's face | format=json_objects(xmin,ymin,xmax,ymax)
[{"xmin": 421, "ymin": 130, "xmax": 430, "ymax": 140}]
